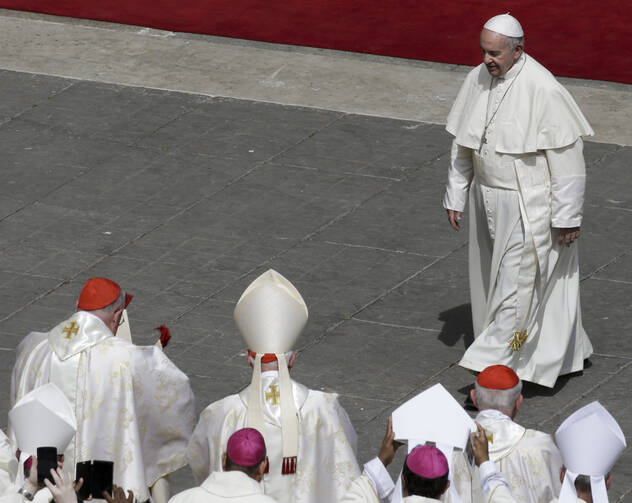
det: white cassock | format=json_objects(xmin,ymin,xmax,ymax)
[
  {"xmin": 168, "ymin": 471, "xmax": 278, "ymax": 503},
  {"xmin": 443, "ymin": 53, "xmax": 594, "ymax": 387},
  {"xmin": 187, "ymin": 371, "xmax": 360, "ymax": 503},
  {"xmin": 449, "ymin": 410, "xmax": 562, "ymax": 503},
  {"xmin": 11, "ymin": 311, "xmax": 196, "ymax": 502}
]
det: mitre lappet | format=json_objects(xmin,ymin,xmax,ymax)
[
  {"xmin": 233, "ymin": 269, "xmax": 308, "ymax": 475},
  {"xmin": 555, "ymin": 402, "xmax": 626, "ymax": 503}
]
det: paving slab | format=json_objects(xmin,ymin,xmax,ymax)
[{"xmin": 0, "ymin": 68, "xmax": 631, "ymax": 502}]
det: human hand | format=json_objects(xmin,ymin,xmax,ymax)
[
  {"xmin": 447, "ymin": 209, "xmax": 462, "ymax": 231},
  {"xmin": 470, "ymin": 422, "xmax": 489, "ymax": 467},
  {"xmin": 378, "ymin": 416, "xmax": 404, "ymax": 467},
  {"xmin": 557, "ymin": 227, "xmax": 580, "ymax": 246},
  {"xmin": 43, "ymin": 468, "xmax": 78, "ymax": 503},
  {"xmin": 103, "ymin": 485, "xmax": 134, "ymax": 503},
  {"xmin": 155, "ymin": 325, "xmax": 171, "ymax": 348}
]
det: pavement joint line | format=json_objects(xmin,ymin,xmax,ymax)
[
  {"xmin": 590, "ymin": 277, "xmax": 632, "ymax": 286},
  {"xmin": 580, "ymin": 246, "xmax": 632, "ymax": 282},
  {"xmin": 585, "ymin": 203, "xmax": 632, "ymax": 213},
  {"xmin": 351, "ymin": 317, "xmax": 441, "ymax": 332},
  {"xmin": 276, "ymin": 163, "xmax": 404, "ymax": 182},
  {"xmin": 536, "ymin": 358, "xmax": 632, "ymax": 429},
  {"xmin": 591, "ymin": 352, "xmax": 632, "ymax": 360},
  {"xmin": 397, "ymin": 361, "xmax": 461, "ymax": 404},
  {"xmin": 615, "ymin": 487, "xmax": 631, "ymax": 503},
  {"xmin": 323, "ymin": 240, "xmax": 436, "ymax": 257}
]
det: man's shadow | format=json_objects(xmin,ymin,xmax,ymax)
[{"xmin": 438, "ymin": 303, "xmax": 474, "ymax": 349}]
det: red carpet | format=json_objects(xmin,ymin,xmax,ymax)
[{"xmin": 2, "ymin": 0, "xmax": 631, "ymax": 84}]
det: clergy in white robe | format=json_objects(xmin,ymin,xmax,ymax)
[
  {"xmin": 187, "ymin": 269, "xmax": 360, "ymax": 503},
  {"xmin": 11, "ymin": 278, "xmax": 196, "ymax": 502},
  {"xmin": 343, "ymin": 445, "xmax": 450, "ymax": 503},
  {"xmin": 187, "ymin": 369, "xmax": 359, "ymax": 503},
  {"xmin": 171, "ymin": 428, "xmax": 277, "ymax": 503},
  {"xmin": 443, "ymin": 14, "xmax": 593, "ymax": 387},
  {"xmin": 450, "ymin": 366, "xmax": 562, "ymax": 503}
]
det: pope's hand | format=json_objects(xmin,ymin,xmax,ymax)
[
  {"xmin": 470, "ymin": 422, "xmax": 490, "ymax": 467},
  {"xmin": 446, "ymin": 209, "xmax": 462, "ymax": 231},
  {"xmin": 557, "ymin": 227, "xmax": 580, "ymax": 246},
  {"xmin": 378, "ymin": 416, "xmax": 404, "ymax": 467},
  {"xmin": 43, "ymin": 468, "xmax": 78, "ymax": 503}
]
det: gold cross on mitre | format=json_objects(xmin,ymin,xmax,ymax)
[
  {"xmin": 486, "ymin": 431, "xmax": 494, "ymax": 443},
  {"xmin": 265, "ymin": 384, "xmax": 280, "ymax": 406},
  {"xmin": 509, "ymin": 330, "xmax": 528, "ymax": 351},
  {"xmin": 62, "ymin": 321, "xmax": 79, "ymax": 339}
]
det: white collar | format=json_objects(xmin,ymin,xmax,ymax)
[{"xmin": 476, "ymin": 409, "xmax": 512, "ymax": 421}]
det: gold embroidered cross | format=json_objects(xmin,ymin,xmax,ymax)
[
  {"xmin": 62, "ymin": 321, "xmax": 79, "ymax": 339},
  {"xmin": 265, "ymin": 384, "xmax": 280, "ymax": 406},
  {"xmin": 486, "ymin": 431, "xmax": 494, "ymax": 444},
  {"xmin": 509, "ymin": 330, "xmax": 528, "ymax": 351}
]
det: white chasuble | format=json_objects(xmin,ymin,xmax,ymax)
[
  {"xmin": 449, "ymin": 411, "xmax": 562, "ymax": 503},
  {"xmin": 443, "ymin": 53, "xmax": 593, "ymax": 388},
  {"xmin": 0, "ymin": 430, "xmax": 16, "ymax": 497},
  {"xmin": 11, "ymin": 311, "xmax": 196, "ymax": 502},
  {"xmin": 168, "ymin": 471, "xmax": 278, "ymax": 503},
  {"xmin": 187, "ymin": 371, "xmax": 360, "ymax": 503}
]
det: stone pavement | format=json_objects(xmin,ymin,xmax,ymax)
[
  {"xmin": 1, "ymin": 6, "xmax": 632, "ymax": 497},
  {"xmin": 0, "ymin": 67, "xmax": 631, "ymax": 499}
]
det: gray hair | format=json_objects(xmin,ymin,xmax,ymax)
[
  {"xmin": 101, "ymin": 292, "xmax": 125, "ymax": 313},
  {"xmin": 506, "ymin": 35, "xmax": 524, "ymax": 50},
  {"xmin": 474, "ymin": 380, "xmax": 522, "ymax": 413}
]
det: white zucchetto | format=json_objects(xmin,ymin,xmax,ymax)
[{"xmin": 483, "ymin": 13, "xmax": 524, "ymax": 38}]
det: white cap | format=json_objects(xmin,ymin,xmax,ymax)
[
  {"xmin": 483, "ymin": 13, "xmax": 524, "ymax": 38},
  {"xmin": 234, "ymin": 269, "xmax": 307, "ymax": 475},
  {"xmin": 555, "ymin": 402, "xmax": 626, "ymax": 503},
  {"xmin": 391, "ymin": 384, "xmax": 475, "ymax": 503},
  {"xmin": 234, "ymin": 269, "xmax": 308, "ymax": 353},
  {"xmin": 9, "ymin": 383, "xmax": 77, "ymax": 454},
  {"xmin": 393, "ymin": 383, "xmax": 475, "ymax": 449}
]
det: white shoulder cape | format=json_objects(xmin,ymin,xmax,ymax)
[{"xmin": 446, "ymin": 54, "xmax": 593, "ymax": 153}]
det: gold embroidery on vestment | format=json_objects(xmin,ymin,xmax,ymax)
[
  {"xmin": 486, "ymin": 431, "xmax": 494, "ymax": 443},
  {"xmin": 509, "ymin": 330, "xmax": 528, "ymax": 351},
  {"xmin": 265, "ymin": 384, "xmax": 280, "ymax": 405},
  {"xmin": 62, "ymin": 321, "xmax": 79, "ymax": 339}
]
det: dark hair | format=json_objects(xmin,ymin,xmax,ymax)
[
  {"xmin": 574, "ymin": 474, "xmax": 591, "ymax": 494},
  {"xmin": 224, "ymin": 453, "xmax": 265, "ymax": 478},
  {"xmin": 402, "ymin": 461, "xmax": 449, "ymax": 499}
]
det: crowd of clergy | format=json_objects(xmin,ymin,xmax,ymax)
[{"xmin": 0, "ymin": 270, "xmax": 626, "ymax": 503}]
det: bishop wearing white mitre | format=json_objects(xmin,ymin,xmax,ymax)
[
  {"xmin": 479, "ymin": 401, "xmax": 626, "ymax": 503},
  {"xmin": 11, "ymin": 277, "xmax": 196, "ymax": 503},
  {"xmin": 443, "ymin": 13, "xmax": 593, "ymax": 387},
  {"xmin": 187, "ymin": 269, "xmax": 360, "ymax": 503}
]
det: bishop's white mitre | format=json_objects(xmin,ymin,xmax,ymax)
[{"xmin": 234, "ymin": 269, "xmax": 308, "ymax": 475}]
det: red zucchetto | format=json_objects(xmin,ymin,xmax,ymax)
[
  {"xmin": 477, "ymin": 365, "xmax": 520, "ymax": 389},
  {"xmin": 78, "ymin": 277, "xmax": 122, "ymax": 310}
]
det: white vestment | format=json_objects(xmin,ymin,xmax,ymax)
[
  {"xmin": 0, "ymin": 430, "xmax": 16, "ymax": 497},
  {"xmin": 168, "ymin": 471, "xmax": 278, "ymax": 503},
  {"xmin": 450, "ymin": 410, "xmax": 562, "ymax": 503},
  {"xmin": 443, "ymin": 53, "xmax": 593, "ymax": 387},
  {"xmin": 342, "ymin": 472, "xmax": 441, "ymax": 503},
  {"xmin": 187, "ymin": 371, "xmax": 360, "ymax": 503},
  {"xmin": 11, "ymin": 311, "xmax": 196, "ymax": 502}
]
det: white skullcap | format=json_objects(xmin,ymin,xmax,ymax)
[{"xmin": 483, "ymin": 13, "xmax": 524, "ymax": 38}]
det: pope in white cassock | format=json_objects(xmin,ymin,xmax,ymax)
[
  {"xmin": 186, "ymin": 269, "xmax": 360, "ymax": 503},
  {"xmin": 10, "ymin": 277, "xmax": 196, "ymax": 503},
  {"xmin": 449, "ymin": 365, "xmax": 562, "ymax": 503},
  {"xmin": 443, "ymin": 14, "xmax": 594, "ymax": 387}
]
